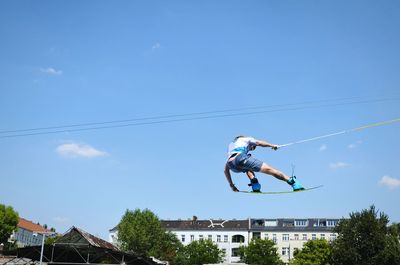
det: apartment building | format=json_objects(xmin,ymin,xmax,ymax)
[
  {"xmin": 162, "ymin": 217, "xmax": 249, "ymax": 263},
  {"xmin": 109, "ymin": 216, "xmax": 340, "ymax": 264},
  {"xmin": 249, "ymin": 218, "xmax": 339, "ymax": 263}
]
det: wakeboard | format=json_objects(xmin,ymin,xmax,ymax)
[{"xmin": 238, "ymin": 185, "xmax": 323, "ymax": 195}]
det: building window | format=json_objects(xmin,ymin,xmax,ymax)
[
  {"xmin": 302, "ymin": 234, "xmax": 307, "ymax": 240},
  {"xmin": 224, "ymin": 235, "xmax": 228, "ymax": 242},
  {"xmin": 199, "ymin": 235, "xmax": 204, "ymax": 241},
  {"xmin": 283, "ymin": 221, "xmax": 295, "ymax": 227},
  {"xmin": 208, "ymin": 235, "xmax": 213, "ymax": 241},
  {"xmin": 252, "ymin": 232, "xmax": 261, "ymax": 239},
  {"xmin": 231, "ymin": 248, "xmax": 240, "ymax": 257},
  {"xmin": 327, "ymin": 220, "xmax": 338, "ymax": 227},
  {"xmin": 272, "ymin": 234, "xmax": 277, "ymax": 244},
  {"xmin": 190, "ymin": 235, "xmax": 194, "ymax": 242},
  {"xmin": 294, "ymin": 234, "xmax": 299, "ymax": 240},
  {"xmin": 252, "ymin": 219, "xmax": 264, "ymax": 227},
  {"xmin": 232, "ymin": 234, "xmax": 245, "ymax": 243},
  {"xmin": 264, "ymin": 220, "xmax": 278, "ymax": 227},
  {"xmin": 316, "ymin": 220, "xmax": 327, "ymax": 227},
  {"xmin": 295, "ymin": 220, "xmax": 308, "ymax": 227},
  {"xmin": 282, "ymin": 234, "xmax": 289, "ymax": 241},
  {"xmin": 321, "ymin": 234, "xmax": 325, "ymax": 240},
  {"xmin": 264, "ymin": 233, "xmax": 269, "ymax": 240},
  {"xmin": 282, "ymin": 247, "xmax": 289, "ymax": 256},
  {"xmin": 329, "ymin": 234, "xmax": 337, "ymax": 241},
  {"xmin": 312, "ymin": 234, "xmax": 317, "ymax": 240},
  {"xmin": 221, "ymin": 249, "xmax": 227, "ymax": 257},
  {"xmin": 217, "ymin": 235, "xmax": 221, "ymax": 242}
]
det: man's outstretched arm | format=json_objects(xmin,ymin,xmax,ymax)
[
  {"xmin": 224, "ymin": 163, "xmax": 239, "ymax": 192},
  {"xmin": 255, "ymin": 139, "xmax": 279, "ymax": 150}
]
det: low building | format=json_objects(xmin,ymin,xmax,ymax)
[{"xmin": 6, "ymin": 226, "xmax": 163, "ymax": 265}]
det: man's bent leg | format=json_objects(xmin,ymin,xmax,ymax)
[
  {"xmin": 246, "ymin": 171, "xmax": 261, "ymax": 192},
  {"xmin": 260, "ymin": 163, "xmax": 290, "ymax": 182},
  {"xmin": 246, "ymin": 171, "xmax": 256, "ymax": 180}
]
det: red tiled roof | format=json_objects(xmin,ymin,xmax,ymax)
[{"xmin": 18, "ymin": 218, "xmax": 48, "ymax": 233}]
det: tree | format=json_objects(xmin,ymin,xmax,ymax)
[
  {"xmin": 0, "ymin": 204, "xmax": 19, "ymax": 245},
  {"xmin": 383, "ymin": 223, "xmax": 400, "ymax": 265},
  {"xmin": 117, "ymin": 209, "xmax": 181, "ymax": 264},
  {"xmin": 45, "ymin": 234, "xmax": 62, "ymax": 245},
  {"xmin": 149, "ymin": 230, "xmax": 182, "ymax": 264},
  {"xmin": 292, "ymin": 239, "xmax": 332, "ymax": 265},
  {"xmin": 331, "ymin": 205, "xmax": 389, "ymax": 265},
  {"xmin": 175, "ymin": 240, "xmax": 223, "ymax": 265},
  {"xmin": 2, "ymin": 240, "xmax": 17, "ymax": 253},
  {"xmin": 239, "ymin": 238, "xmax": 284, "ymax": 265}
]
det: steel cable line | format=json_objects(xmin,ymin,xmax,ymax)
[
  {"xmin": 1, "ymin": 95, "xmax": 399, "ymax": 135},
  {"xmin": 1, "ymin": 96, "xmax": 399, "ymax": 139},
  {"xmin": 279, "ymin": 118, "xmax": 400, "ymax": 148},
  {"xmin": 1, "ymin": 95, "xmax": 370, "ymax": 134}
]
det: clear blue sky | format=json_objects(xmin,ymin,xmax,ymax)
[{"xmin": 1, "ymin": 0, "xmax": 399, "ymax": 240}]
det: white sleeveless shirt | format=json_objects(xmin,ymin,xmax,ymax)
[{"xmin": 227, "ymin": 137, "xmax": 257, "ymax": 158}]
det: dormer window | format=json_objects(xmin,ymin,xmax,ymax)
[
  {"xmin": 294, "ymin": 220, "xmax": 308, "ymax": 227},
  {"xmin": 283, "ymin": 221, "xmax": 294, "ymax": 227},
  {"xmin": 264, "ymin": 220, "xmax": 278, "ymax": 227},
  {"xmin": 252, "ymin": 219, "xmax": 264, "ymax": 227},
  {"xmin": 327, "ymin": 220, "xmax": 338, "ymax": 227}
]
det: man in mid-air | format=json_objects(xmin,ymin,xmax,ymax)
[{"xmin": 224, "ymin": 135, "xmax": 304, "ymax": 192}]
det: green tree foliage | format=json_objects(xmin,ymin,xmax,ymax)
[
  {"xmin": 383, "ymin": 223, "xmax": 400, "ymax": 265},
  {"xmin": 3, "ymin": 240, "xmax": 17, "ymax": 254},
  {"xmin": 175, "ymin": 240, "xmax": 223, "ymax": 265},
  {"xmin": 0, "ymin": 204, "xmax": 19, "ymax": 244},
  {"xmin": 117, "ymin": 209, "xmax": 181, "ymax": 264},
  {"xmin": 332, "ymin": 205, "xmax": 390, "ymax": 265},
  {"xmin": 149, "ymin": 230, "xmax": 182, "ymax": 264},
  {"xmin": 292, "ymin": 239, "xmax": 332, "ymax": 265},
  {"xmin": 45, "ymin": 234, "xmax": 62, "ymax": 245},
  {"xmin": 239, "ymin": 238, "xmax": 284, "ymax": 265}
]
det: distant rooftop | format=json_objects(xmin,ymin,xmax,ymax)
[
  {"xmin": 161, "ymin": 218, "xmax": 249, "ymax": 231},
  {"xmin": 111, "ymin": 217, "xmax": 342, "ymax": 232},
  {"xmin": 250, "ymin": 218, "xmax": 340, "ymax": 232},
  {"xmin": 18, "ymin": 218, "xmax": 49, "ymax": 233}
]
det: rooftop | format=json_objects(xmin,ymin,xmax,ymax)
[
  {"xmin": 57, "ymin": 226, "xmax": 120, "ymax": 251},
  {"xmin": 161, "ymin": 218, "xmax": 249, "ymax": 231},
  {"xmin": 250, "ymin": 218, "xmax": 340, "ymax": 232},
  {"xmin": 17, "ymin": 218, "xmax": 49, "ymax": 233}
]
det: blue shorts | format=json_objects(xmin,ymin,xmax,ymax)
[{"xmin": 227, "ymin": 153, "xmax": 263, "ymax": 173}]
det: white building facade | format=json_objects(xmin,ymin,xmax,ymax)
[
  {"xmin": 249, "ymin": 218, "xmax": 339, "ymax": 264},
  {"xmin": 109, "ymin": 217, "xmax": 340, "ymax": 264},
  {"xmin": 162, "ymin": 218, "xmax": 249, "ymax": 263}
]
